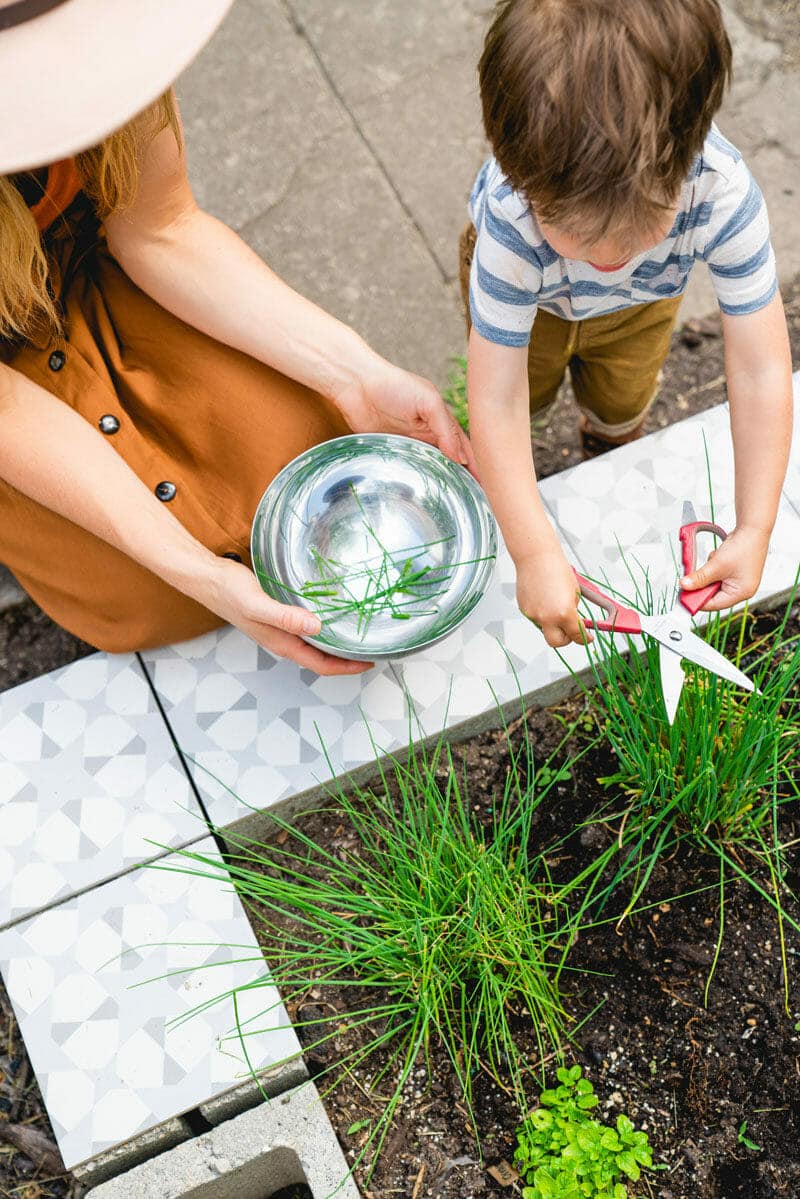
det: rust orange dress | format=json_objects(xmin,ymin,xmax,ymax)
[{"xmin": 0, "ymin": 160, "xmax": 349, "ymax": 652}]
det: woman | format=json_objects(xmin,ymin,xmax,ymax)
[{"xmin": 0, "ymin": 0, "xmax": 472, "ymax": 676}]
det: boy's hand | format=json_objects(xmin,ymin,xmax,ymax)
[
  {"xmin": 679, "ymin": 525, "xmax": 770, "ymax": 611},
  {"xmin": 517, "ymin": 548, "xmax": 592, "ymax": 648}
]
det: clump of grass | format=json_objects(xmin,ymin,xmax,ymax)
[
  {"xmin": 161, "ymin": 709, "xmax": 591, "ymax": 1178},
  {"xmin": 566, "ymin": 579, "xmax": 800, "ymax": 1005}
]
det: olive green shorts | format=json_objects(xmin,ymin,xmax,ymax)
[{"xmin": 459, "ymin": 223, "xmax": 682, "ymax": 436}]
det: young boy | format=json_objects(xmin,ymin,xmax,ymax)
[{"xmin": 462, "ymin": 0, "xmax": 793, "ymax": 650}]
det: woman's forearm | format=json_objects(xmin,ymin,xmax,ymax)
[
  {"xmin": 0, "ymin": 367, "xmax": 220, "ymax": 601},
  {"xmin": 107, "ymin": 206, "xmax": 385, "ymax": 406}
]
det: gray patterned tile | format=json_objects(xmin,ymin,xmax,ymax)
[
  {"xmin": 0, "ymin": 654, "xmax": 205, "ymax": 930},
  {"xmin": 141, "ymin": 395, "xmax": 799, "ymax": 832},
  {"xmin": 389, "ymin": 532, "xmax": 588, "ymax": 735},
  {"xmin": 140, "ymin": 546, "xmax": 584, "ymax": 827},
  {"xmin": 0, "ymin": 838, "xmax": 300, "ymax": 1170}
]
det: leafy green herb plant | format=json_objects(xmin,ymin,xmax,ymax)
[{"xmin": 514, "ymin": 1066, "xmax": 657, "ymax": 1199}]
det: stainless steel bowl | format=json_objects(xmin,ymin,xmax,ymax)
[{"xmin": 251, "ymin": 434, "xmax": 497, "ymax": 660}]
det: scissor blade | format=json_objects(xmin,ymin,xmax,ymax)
[
  {"xmin": 642, "ymin": 611, "xmax": 757, "ymax": 693},
  {"xmin": 681, "ymin": 499, "xmax": 697, "ymax": 526},
  {"xmin": 659, "ymin": 642, "xmax": 685, "ymax": 724},
  {"xmin": 675, "ymin": 628, "xmax": 757, "ymax": 692}
]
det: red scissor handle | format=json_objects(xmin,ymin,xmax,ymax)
[
  {"xmin": 573, "ymin": 571, "xmax": 643, "ymax": 634},
  {"xmin": 679, "ymin": 520, "xmax": 727, "ymax": 616}
]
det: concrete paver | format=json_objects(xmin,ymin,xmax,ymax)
[
  {"xmin": 0, "ymin": 835, "xmax": 303, "ymax": 1175},
  {"xmin": 177, "ymin": 0, "xmax": 349, "ymax": 233},
  {"xmin": 240, "ymin": 124, "xmax": 465, "ymax": 379},
  {"xmin": 286, "ymin": 0, "xmax": 488, "ymax": 277}
]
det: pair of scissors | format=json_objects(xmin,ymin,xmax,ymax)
[{"xmin": 573, "ymin": 501, "xmax": 757, "ymax": 724}]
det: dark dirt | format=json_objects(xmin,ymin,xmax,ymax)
[
  {"xmin": 238, "ymin": 605, "xmax": 800, "ymax": 1199},
  {"xmin": 0, "ymin": 278, "xmax": 798, "ymax": 1198}
]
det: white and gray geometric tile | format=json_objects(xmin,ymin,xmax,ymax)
[
  {"xmin": 0, "ymin": 837, "xmax": 300, "ymax": 1171},
  {"xmin": 139, "ymin": 548, "xmax": 586, "ymax": 828},
  {"xmin": 140, "ymin": 633, "xmax": 414, "ymax": 826},
  {"xmin": 784, "ymin": 371, "xmax": 800, "ymax": 522},
  {"xmin": 539, "ymin": 401, "xmax": 800, "ymax": 611},
  {"xmin": 0, "ymin": 653, "xmax": 205, "ymax": 931}
]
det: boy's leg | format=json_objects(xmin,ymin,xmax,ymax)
[
  {"xmin": 568, "ymin": 296, "xmax": 682, "ymax": 455},
  {"xmin": 458, "ymin": 223, "xmax": 572, "ymax": 416}
]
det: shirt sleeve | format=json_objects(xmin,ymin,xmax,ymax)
[
  {"xmin": 701, "ymin": 158, "xmax": 778, "ymax": 316},
  {"xmin": 468, "ymin": 190, "xmax": 540, "ymax": 347}
]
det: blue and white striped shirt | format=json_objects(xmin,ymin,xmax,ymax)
[{"xmin": 468, "ymin": 126, "xmax": 778, "ymax": 348}]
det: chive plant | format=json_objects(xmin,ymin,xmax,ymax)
[
  {"xmin": 567, "ymin": 578, "xmax": 800, "ymax": 1005},
  {"xmin": 157, "ymin": 710, "xmax": 590, "ymax": 1178}
]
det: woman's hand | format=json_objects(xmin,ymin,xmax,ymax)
[
  {"xmin": 335, "ymin": 360, "xmax": 477, "ymax": 476},
  {"xmin": 517, "ymin": 548, "xmax": 591, "ymax": 648},
  {"xmin": 679, "ymin": 525, "xmax": 770, "ymax": 611},
  {"xmin": 200, "ymin": 558, "xmax": 373, "ymax": 676}
]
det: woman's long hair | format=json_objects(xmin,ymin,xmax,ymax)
[{"xmin": 0, "ymin": 92, "xmax": 180, "ymax": 345}]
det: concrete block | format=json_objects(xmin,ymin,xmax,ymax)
[
  {"xmin": 0, "ymin": 564, "xmax": 24, "ymax": 612},
  {"xmin": 85, "ymin": 1083, "xmax": 361, "ymax": 1199},
  {"xmin": 199, "ymin": 1057, "xmax": 309, "ymax": 1125},
  {"xmin": 74, "ymin": 1116, "xmax": 192, "ymax": 1188}
]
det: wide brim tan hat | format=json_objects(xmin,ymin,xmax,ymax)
[{"xmin": 0, "ymin": 0, "xmax": 235, "ymax": 174}]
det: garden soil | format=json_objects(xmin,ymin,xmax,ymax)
[{"xmin": 0, "ymin": 281, "xmax": 799, "ymax": 1198}]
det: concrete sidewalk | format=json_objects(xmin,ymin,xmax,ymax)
[{"xmin": 177, "ymin": 0, "xmax": 799, "ymax": 389}]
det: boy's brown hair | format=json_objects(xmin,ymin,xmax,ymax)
[{"xmin": 479, "ymin": 0, "xmax": 732, "ymax": 244}]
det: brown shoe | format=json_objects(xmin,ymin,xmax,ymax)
[{"xmin": 579, "ymin": 414, "xmax": 648, "ymax": 459}]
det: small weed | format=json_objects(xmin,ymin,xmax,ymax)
[
  {"xmin": 514, "ymin": 1065, "xmax": 659, "ymax": 1198},
  {"xmin": 536, "ymin": 763, "xmax": 573, "ymax": 789},
  {"xmin": 737, "ymin": 1121, "xmax": 762, "ymax": 1153},
  {"xmin": 346, "ymin": 1118, "xmax": 372, "ymax": 1136}
]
